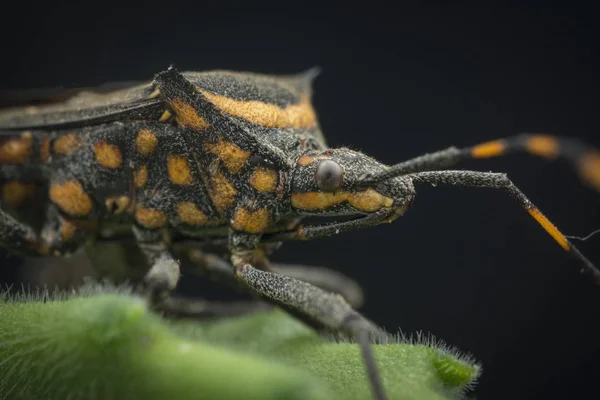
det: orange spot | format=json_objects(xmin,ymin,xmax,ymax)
[
  {"xmin": 232, "ymin": 207, "xmax": 270, "ymax": 233},
  {"xmin": 250, "ymin": 167, "xmax": 278, "ymax": 192},
  {"xmin": 0, "ymin": 132, "xmax": 32, "ymax": 164},
  {"xmin": 177, "ymin": 201, "xmax": 209, "ymax": 225},
  {"xmin": 94, "ymin": 142, "xmax": 122, "ymax": 168},
  {"xmin": 527, "ymin": 207, "xmax": 569, "ymax": 251},
  {"xmin": 200, "ymin": 90, "xmax": 317, "ymax": 129},
  {"xmin": 168, "ymin": 155, "xmax": 193, "ymax": 185},
  {"xmin": 134, "ymin": 164, "xmax": 148, "ymax": 188},
  {"xmin": 105, "ymin": 196, "xmax": 132, "ymax": 214},
  {"xmin": 40, "ymin": 136, "xmax": 50, "ymax": 162},
  {"xmin": 159, "ymin": 110, "xmax": 173, "ymax": 122},
  {"xmin": 291, "ymin": 188, "xmax": 393, "ymax": 212},
  {"xmin": 471, "ymin": 140, "xmax": 506, "ymax": 158},
  {"xmin": 298, "ymin": 154, "xmax": 316, "ymax": 166},
  {"xmin": 49, "ymin": 181, "xmax": 93, "ymax": 216},
  {"xmin": 169, "ymin": 98, "xmax": 210, "ymax": 130},
  {"xmin": 2, "ymin": 180, "xmax": 34, "ymax": 208},
  {"xmin": 60, "ymin": 219, "xmax": 77, "ymax": 241},
  {"xmin": 208, "ymin": 170, "xmax": 238, "ymax": 214},
  {"xmin": 53, "ymin": 133, "xmax": 82, "ymax": 155},
  {"xmin": 135, "ymin": 207, "xmax": 167, "ymax": 228},
  {"xmin": 525, "ymin": 135, "xmax": 559, "ymax": 158},
  {"xmin": 578, "ymin": 150, "xmax": 600, "ymax": 193},
  {"xmin": 204, "ymin": 139, "xmax": 250, "ymax": 173},
  {"xmin": 136, "ymin": 129, "xmax": 158, "ymax": 155}
]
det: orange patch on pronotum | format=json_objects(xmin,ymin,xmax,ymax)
[
  {"xmin": 94, "ymin": 142, "xmax": 123, "ymax": 168},
  {"xmin": 231, "ymin": 207, "xmax": 270, "ymax": 233},
  {"xmin": 134, "ymin": 165, "xmax": 148, "ymax": 188},
  {"xmin": 0, "ymin": 132, "xmax": 32, "ymax": 163},
  {"xmin": 167, "ymin": 155, "xmax": 193, "ymax": 185},
  {"xmin": 136, "ymin": 129, "xmax": 158, "ymax": 155},
  {"xmin": 2, "ymin": 180, "xmax": 34, "ymax": 208},
  {"xmin": 177, "ymin": 201, "xmax": 209, "ymax": 225},
  {"xmin": 135, "ymin": 207, "xmax": 167, "ymax": 228},
  {"xmin": 250, "ymin": 167, "xmax": 278, "ymax": 192},
  {"xmin": 49, "ymin": 181, "xmax": 93, "ymax": 216},
  {"xmin": 200, "ymin": 90, "xmax": 317, "ymax": 130},
  {"xmin": 204, "ymin": 139, "xmax": 251, "ymax": 173},
  {"xmin": 53, "ymin": 133, "xmax": 82, "ymax": 156},
  {"xmin": 169, "ymin": 98, "xmax": 210, "ymax": 130}
]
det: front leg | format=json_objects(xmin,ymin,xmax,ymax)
[
  {"xmin": 132, "ymin": 225, "xmax": 180, "ymax": 306},
  {"xmin": 229, "ymin": 231, "xmax": 390, "ymax": 400},
  {"xmin": 229, "ymin": 231, "xmax": 388, "ymax": 341}
]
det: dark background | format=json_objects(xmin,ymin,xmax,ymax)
[{"xmin": 1, "ymin": 3, "xmax": 599, "ymax": 399}]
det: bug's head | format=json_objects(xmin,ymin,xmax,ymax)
[{"xmin": 290, "ymin": 148, "xmax": 415, "ymax": 219}]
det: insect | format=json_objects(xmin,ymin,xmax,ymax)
[{"xmin": 1, "ymin": 66, "xmax": 599, "ymax": 400}]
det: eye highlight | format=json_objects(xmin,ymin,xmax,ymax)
[{"xmin": 315, "ymin": 159, "xmax": 344, "ymax": 192}]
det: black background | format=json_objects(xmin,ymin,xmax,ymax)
[{"xmin": 1, "ymin": 3, "xmax": 599, "ymax": 400}]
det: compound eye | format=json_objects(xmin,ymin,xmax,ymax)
[{"xmin": 315, "ymin": 159, "xmax": 344, "ymax": 192}]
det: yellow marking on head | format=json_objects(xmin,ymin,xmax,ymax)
[
  {"xmin": 199, "ymin": 90, "xmax": 317, "ymax": 129},
  {"xmin": 105, "ymin": 196, "xmax": 132, "ymax": 214},
  {"xmin": 250, "ymin": 167, "xmax": 278, "ymax": 192},
  {"xmin": 527, "ymin": 207, "xmax": 569, "ymax": 251},
  {"xmin": 471, "ymin": 140, "xmax": 506, "ymax": 158},
  {"xmin": 60, "ymin": 219, "xmax": 77, "ymax": 241},
  {"xmin": 53, "ymin": 133, "xmax": 82, "ymax": 155},
  {"xmin": 159, "ymin": 110, "xmax": 173, "ymax": 122},
  {"xmin": 134, "ymin": 164, "xmax": 148, "ymax": 188},
  {"xmin": 525, "ymin": 135, "xmax": 559, "ymax": 158},
  {"xmin": 298, "ymin": 154, "xmax": 316, "ymax": 166},
  {"xmin": 49, "ymin": 181, "xmax": 93, "ymax": 216},
  {"xmin": 2, "ymin": 180, "xmax": 34, "ymax": 208},
  {"xmin": 291, "ymin": 188, "xmax": 393, "ymax": 212},
  {"xmin": 204, "ymin": 139, "xmax": 250, "ymax": 173},
  {"xmin": 40, "ymin": 136, "xmax": 50, "ymax": 162},
  {"xmin": 177, "ymin": 201, "xmax": 209, "ymax": 225},
  {"xmin": 232, "ymin": 207, "xmax": 270, "ymax": 233},
  {"xmin": 578, "ymin": 150, "xmax": 600, "ymax": 192},
  {"xmin": 168, "ymin": 155, "xmax": 193, "ymax": 185},
  {"xmin": 94, "ymin": 142, "xmax": 122, "ymax": 168},
  {"xmin": 208, "ymin": 170, "xmax": 238, "ymax": 214},
  {"xmin": 169, "ymin": 98, "xmax": 210, "ymax": 130},
  {"xmin": 0, "ymin": 132, "xmax": 32, "ymax": 164},
  {"xmin": 136, "ymin": 129, "xmax": 158, "ymax": 155},
  {"xmin": 135, "ymin": 207, "xmax": 167, "ymax": 228}
]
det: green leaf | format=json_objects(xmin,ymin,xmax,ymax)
[{"xmin": 0, "ymin": 286, "xmax": 480, "ymax": 400}]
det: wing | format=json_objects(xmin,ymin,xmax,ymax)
[
  {"xmin": 0, "ymin": 80, "xmax": 164, "ymax": 131},
  {"xmin": 0, "ymin": 68, "xmax": 328, "ymax": 149}
]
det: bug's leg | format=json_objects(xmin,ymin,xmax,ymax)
[
  {"xmin": 409, "ymin": 170, "xmax": 600, "ymax": 283},
  {"xmin": 1, "ymin": 205, "xmax": 91, "ymax": 257},
  {"xmin": 183, "ymin": 247, "xmax": 365, "ymax": 308},
  {"xmin": 162, "ymin": 296, "xmax": 273, "ymax": 318},
  {"xmin": 0, "ymin": 207, "xmax": 37, "ymax": 254},
  {"xmin": 360, "ymin": 133, "xmax": 600, "ymax": 192},
  {"xmin": 271, "ymin": 263, "xmax": 365, "ymax": 309},
  {"xmin": 132, "ymin": 226, "xmax": 181, "ymax": 306},
  {"xmin": 229, "ymin": 234, "xmax": 390, "ymax": 400}
]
